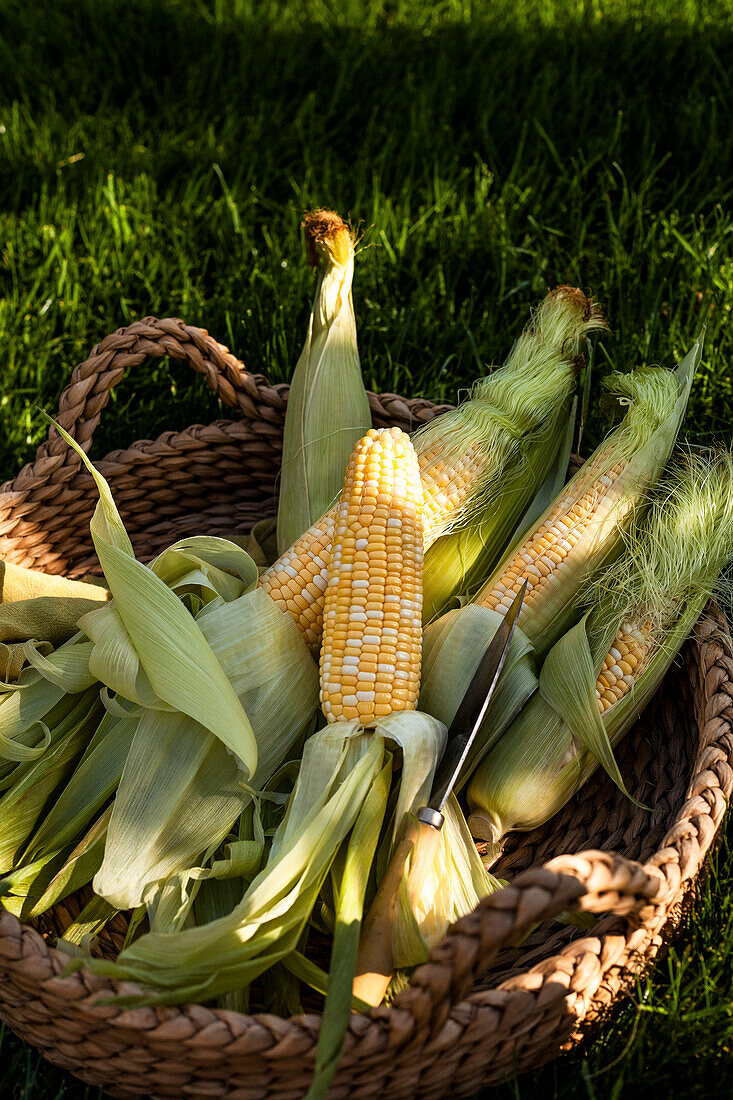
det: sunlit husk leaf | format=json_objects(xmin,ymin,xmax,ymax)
[
  {"xmin": 277, "ymin": 213, "xmax": 371, "ymax": 554},
  {"xmin": 48, "ymin": 418, "xmax": 258, "ymax": 774},
  {"xmin": 94, "ymin": 586, "xmax": 319, "ymax": 910}
]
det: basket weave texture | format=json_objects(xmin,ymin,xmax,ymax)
[{"xmin": 0, "ymin": 317, "xmax": 731, "ymax": 1099}]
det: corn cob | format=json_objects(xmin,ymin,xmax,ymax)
[
  {"xmin": 262, "ymin": 286, "xmax": 603, "ymax": 649},
  {"xmin": 320, "ymin": 427, "xmax": 423, "ymax": 723},
  {"xmin": 472, "ymin": 362, "xmax": 691, "ymax": 658},
  {"xmin": 467, "ymin": 444, "xmax": 733, "ymax": 853}
]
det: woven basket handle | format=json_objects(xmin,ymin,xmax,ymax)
[
  {"xmin": 388, "ymin": 849, "xmax": 670, "ymax": 1034},
  {"xmin": 35, "ymin": 316, "xmax": 288, "ymax": 463}
]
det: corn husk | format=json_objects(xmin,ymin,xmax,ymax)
[
  {"xmin": 0, "ymin": 638, "xmax": 96, "ymax": 768},
  {"xmin": 307, "ymin": 756, "xmax": 391, "ymax": 1100},
  {"xmin": 44, "ymin": 420, "xmax": 321, "ymax": 911},
  {"xmin": 93, "ymin": 583, "xmax": 319, "ymax": 911},
  {"xmin": 391, "ymin": 793, "xmax": 499, "ymax": 971},
  {"xmin": 47, "ymin": 418, "xmax": 259, "ymax": 771},
  {"xmin": 468, "ymin": 445, "xmax": 733, "ymax": 854},
  {"xmin": 72, "ymin": 735, "xmax": 388, "ymax": 1005},
  {"xmin": 276, "ymin": 210, "xmax": 371, "ymax": 554},
  {"xmin": 0, "ymin": 561, "xmax": 108, "ymax": 605},
  {"xmin": 0, "ymin": 687, "xmax": 103, "ymax": 872},
  {"xmin": 473, "ymin": 340, "xmax": 699, "ymax": 659}
]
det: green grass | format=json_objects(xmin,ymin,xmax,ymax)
[{"xmin": 0, "ymin": 0, "xmax": 732, "ymax": 1094}]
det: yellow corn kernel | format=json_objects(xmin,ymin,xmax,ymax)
[{"xmin": 595, "ymin": 622, "xmax": 652, "ymax": 713}]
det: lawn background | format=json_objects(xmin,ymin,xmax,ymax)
[{"xmin": 1, "ymin": 0, "xmax": 732, "ymax": 1095}]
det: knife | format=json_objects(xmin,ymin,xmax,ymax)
[{"xmin": 352, "ymin": 581, "xmax": 527, "ymax": 1006}]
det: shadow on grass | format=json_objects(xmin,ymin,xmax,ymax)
[{"xmin": 1, "ymin": 0, "xmax": 731, "ymax": 209}]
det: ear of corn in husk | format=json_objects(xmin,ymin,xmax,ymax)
[
  {"xmin": 468, "ymin": 444, "xmax": 733, "ymax": 855},
  {"xmin": 421, "ymin": 287, "xmax": 602, "ymax": 621},
  {"xmin": 276, "ymin": 209, "xmax": 371, "ymax": 555},
  {"xmin": 472, "ymin": 339, "xmax": 699, "ymax": 659},
  {"xmin": 262, "ymin": 287, "xmax": 601, "ymax": 651}
]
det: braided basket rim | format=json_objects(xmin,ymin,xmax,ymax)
[{"xmin": 0, "ymin": 317, "xmax": 730, "ymax": 1099}]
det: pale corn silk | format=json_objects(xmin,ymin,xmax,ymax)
[{"xmin": 320, "ymin": 427, "xmax": 423, "ymax": 724}]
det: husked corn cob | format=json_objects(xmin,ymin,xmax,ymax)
[
  {"xmin": 319, "ymin": 427, "xmax": 423, "ymax": 723},
  {"xmin": 595, "ymin": 622, "xmax": 651, "ymax": 713}
]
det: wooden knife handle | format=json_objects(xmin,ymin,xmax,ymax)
[{"xmin": 352, "ymin": 818, "xmax": 441, "ymax": 1007}]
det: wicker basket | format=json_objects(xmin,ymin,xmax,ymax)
[{"xmin": 0, "ymin": 317, "xmax": 731, "ymax": 1099}]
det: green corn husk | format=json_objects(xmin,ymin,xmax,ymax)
[
  {"xmin": 277, "ymin": 210, "xmax": 371, "ymax": 555},
  {"xmin": 57, "ymin": 894, "xmax": 118, "ymax": 958},
  {"xmin": 0, "ymin": 638, "xmax": 97, "ymax": 771},
  {"xmin": 473, "ymin": 339, "xmax": 700, "ymax": 660},
  {"xmin": 26, "ymin": 808, "xmax": 111, "ymax": 919},
  {"xmin": 421, "ymin": 290, "xmax": 599, "ymax": 621},
  {"xmin": 306, "ymin": 756, "xmax": 391, "ymax": 1100},
  {"xmin": 48, "ymin": 418, "xmax": 259, "ymax": 772},
  {"xmin": 467, "ymin": 446, "xmax": 733, "ymax": 854},
  {"xmin": 43, "ymin": 420, "xmax": 320, "ymax": 912},
  {"xmin": 0, "ymin": 686, "xmax": 103, "ymax": 873},
  {"xmin": 71, "ymin": 735, "xmax": 389, "ymax": 1005}
]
